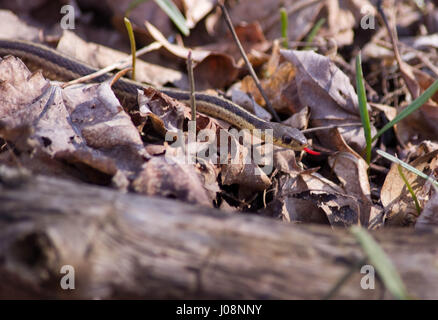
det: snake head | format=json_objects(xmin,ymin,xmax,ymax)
[{"xmin": 269, "ymin": 123, "xmax": 308, "ymax": 151}]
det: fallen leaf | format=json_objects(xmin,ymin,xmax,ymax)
[
  {"xmin": 145, "ymin": 21, "xmax": 239, "ymax": 90},
  {"xmin": 0, "ymin": 10, "xmax": 40, "ymax": 41},
  {"xmin": 381, "ymin": 150, "xmax": 438, "ymax": 226},
  {"xmin": 277, "ymin": 170, "xmax": 360, "ymax": 226},
  {"xmin": 0, "ymin": 55, "xmax": 147, "ymax": 184},
  {"xmin": 281, "ymin": 49, "xmax": 377, "ymax": 153},
  {"xmin": 132, "ymin": 155, "xmax": 215, "ymax": 207},
  {"xmin": 328, "ymin": 151, "xmax": 375, "ymax": 226},
  {"xmin": 416, "ymin": 190, "xmax": 438, "ymax": 230},
  {"xmin": 182, "ymin": 0, "xmax": 215, "ymax": 28}
]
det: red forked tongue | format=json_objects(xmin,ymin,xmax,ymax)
[{"xmin": 303, "ymin": 147, "xmax": 321, "ymax": 156}]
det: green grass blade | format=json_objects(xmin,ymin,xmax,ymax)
[
  {"xmin": 350, "ymin": 226, "xmax": 410, "ymax": 300},
  {"xmin": 154, "ymin": 0, "xmax": 189, "ymax": 36},
  {"xmin": 372, "ymin": 79, "xmax": 438, "ymax": 142},
  {"xmin": 123, "ymin": 17, "xmax": 136, "ymax": 81},
  {"xmin": 397, "ymin": 165, "xmax": 421, "ymax": 215},
  {"xmin": 377, "ymin": 149, "xmax": 438, "ymax": 187},
  {"xmin": 280, "ymin": 8, "xmax": 288, "ymax": 49},
  {"xmin": 127, "ymin": 0, "xmax": 189, "ymax": 36},
  {"xmin": 356, "ymin": 53, "xmax": 372, "ymax": 164},
  {"xmin": 304, "ymin": 18, "xmax": 325, "ymax": 50}
]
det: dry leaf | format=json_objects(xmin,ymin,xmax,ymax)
[
  {"xmin": 277, "ymin": 171, "xmax": 360, "ymax": 226},
  {"xmin": 381, "ymin": 150, "xmax": 438, "ymax": 226},
  {"xmin": 0, "ymin": 55, "xmax": 148, "ymax": 184},
  {"xmin": 132, "ymin": 156, "xmax": 214, "ymax": 207},
  {"xmin": 416, "ymin": 190, "xmax": 438, "ymax": 231},
  {"xmin": 0, "ymin": 10, "xmax": 40, "ymax": 41},
  {"xmin": 241, "ymin": 61, "xmax": 297, "ymax": 114},
  {"xmin": 182, "ymin": 0, "xmax": 215, "ymax": 28},
  {"xmin": 281, "ymin": 49, "xmax": 377, "ymax": 153},
  {"xmin": 145, "ymin": 21, "xmax": 239, "ymax": 90},
  {"xmin": 216, "ymin": 0, "xmax": 324, "ymax": 42},
  {"xmin": 220, "ymin": 131, "xmax": 271, "ymax": 193},
  {"xmin": 328, "ymin": 152, "xmax": 376, "ymax": 226}
]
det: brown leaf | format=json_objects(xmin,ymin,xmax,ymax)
[
  {"xmin": 282, "ymin": 106, "xmax": 310, "ymax": 130},
  {"xmin": 145, "ymin": 21, "xmax": 210, "ymax": 62},
  {"xmin": 0, "ymin": 56, "xmax": 147, "ymax": 183},
  {"xmin": 326, "ymin": 0, "xmax": 355, "ymax": 46},
  {"xmin": 241, "ymin": 60, "xmax": 297, "ymax": 114},
  {"xmin": 200, "ymin": 22, "xmax": 269, "ymax": 63},
  {"xmin": 281, "ymin": 49, "xmax": 377, "ymax": 153},
  {"xmin": 216, "ymin": 0, "xmax": 324, "ymax": 42},
  {"xmin": 192, "ymin": 53, "xmax": 239, "ymax": 90},
  {"xmin": 416, "ymin": 190, "xmax": 438, "ymax": 231},
  {"xmin": 277, "ymin": 170, "xmax": 360, "ymax": 226},
  {"xmin": 328, "ymin": 152, "xmax": 377, "ymax": 226},
  {"xmin": 220, "ymin": 132, "xmax": 271, "ymax": 193},
  {"xmin": 145, "ymin": 21, "xmax": 239, "ymax": 90},
  {"xmin": 182, "ymin": 0, "xmax": 215, "ymax": 28},
  {"xmin": 394, "ymin": 70, "xmax": 438, "ymax": 145},
  {"xmin": 273, "ymin": 148, "xmax": 300, "ymax": 174},
  {"xmin": 138, "ymin": 87, "xmax": 188, "ymax": 136},
  {"xmin": 381, "ymin": 150, "xmax": 438, "ymax": 226},
  {"xmin": 132, "ymin": 156, "xmax": 215, "ymax": 207},
  {"xmin": 0, "ymin": 10, "xmax": 40, "ymax": 41}
]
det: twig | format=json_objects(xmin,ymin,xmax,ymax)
[
  {"xmin": 377, "ymin": 0, "xmax": 419, "ymax": 98},
  {"xmin": 376, "ymin": 1, "xmax": 404, "ymax": 67},
  {"xmin": 110, "ymin": 68, "xmax": 133, "ymax": 87},
  {"xmin": 187, "ymin": 51, "xmax": 196, "ymax": 123},
  {"xmin": 399, "ymin": 43, "xmax": 438, "ymax": 77},
  {"xmin": 218, "ymin": 1, "xmax": 281, "ymax": 122},
  {"xmin": 301, "ymin": 123, "xmax": 363, "ymax": 134}
]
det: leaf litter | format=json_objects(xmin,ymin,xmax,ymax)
[{"xmin": 0, "ymin": 1, "xmax": 438, "ymax": 231}]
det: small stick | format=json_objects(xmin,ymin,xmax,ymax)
[
  {"xmin": 218, "ymin": 1, "xmax": 281, "ymax": 122},
  {"xmin": 110, "ymin": 68, "xmax": 133, "ymax": 87},
  {"xmin": 377, "ymin": 1, "xmax": 401, "ymax": 65},
  {"xmin": 301, "ymin": 123, "xmax": 363, "ymax": 133},
  {"xmin": 377, "ymin": 0, "xmax": 419, "ymax": 98},
  {"xmin": 187, "ymin": 51, "xmax": 196, "ymax": 123}
]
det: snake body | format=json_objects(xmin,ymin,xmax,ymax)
[{"xmin": 0, "ymin": 39, "xmax": 308, "ymax": 150}]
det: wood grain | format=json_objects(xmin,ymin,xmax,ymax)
[{"xmin": 0, "ymin": 165, "xmax": 437, "ymax": 299}]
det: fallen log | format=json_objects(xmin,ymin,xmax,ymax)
[{"xmin": 0, "ymin": 165, "xmax": 437, "ymax": 299}]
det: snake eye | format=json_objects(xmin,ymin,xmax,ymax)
[{"xmin": 282, "ymin": 134, "xmax": 293, "ymax": 145}]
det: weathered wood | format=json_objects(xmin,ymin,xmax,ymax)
[{"xmin": 0, "ymin": 165, "xmax": 437, "ymax": 299}]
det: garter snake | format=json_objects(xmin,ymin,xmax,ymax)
[{"xmin": 0, "ymin": 39, "xmax": 308, "ymax": 150}]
